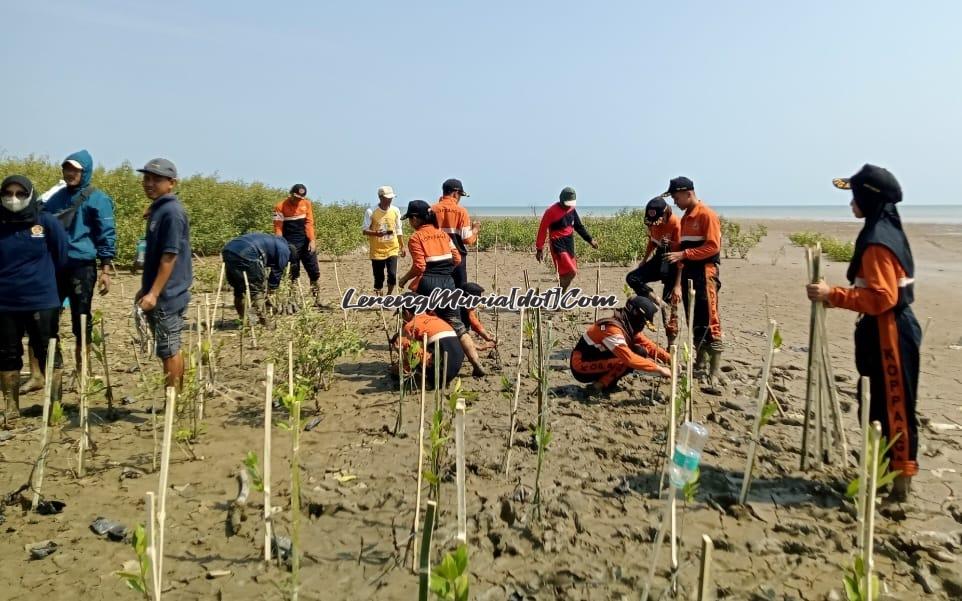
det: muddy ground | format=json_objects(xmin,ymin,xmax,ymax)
[{"xmin": 1, "ymin": 219, "xmax": 961, "ymax": 601}]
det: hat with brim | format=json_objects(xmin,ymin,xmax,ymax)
[
  {"xmin": 137, "ymin": 158, "xmax": 178, "ymax": 179},
  {"xmin": 401, "ymin": 199, "xmax": 431, "ymax": 220},
  {"xmin": 62, "ymin": 159, "xmax": 84, "ymax": 170},
  {"xmin": 644, "ymin": 196, "xmax": 668, "ymax": 224},
  {"xmin": 377, "ymin": 186, "xmax": 396, "ymax": 200},
  {"xmin": 832, "ymin": 164, "xmax": 902, "ymax": 204},
  {"xmin": 664, "ymin": 176, "xmax": 694, "ymax": 196}
]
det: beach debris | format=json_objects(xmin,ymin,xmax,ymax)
[
  {"xmin": 303, "ymin": 415, "xmax": 323, "ymax": 432},
  {"xmin": 120, "ymin": 395, "xmax": 137, "ymax": 405},
  {"xmin": 27, "ymin": 540, "xmax": 58, "ymax": 560},
  {"xmin": 120, "ymin": 466, "xmax": 146, "ymax": 481},
  {"xmin": 90, "ymin": 517, "xmax": 128, "ymax": 541},
  {"xmin": 206, "ymin": 569, "xmax": 232, "ymax": 579},
  {"xmin": 35, "ymin": 500, "xmax": 66, "ymax": 515}
]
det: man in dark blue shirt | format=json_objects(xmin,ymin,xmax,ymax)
[
  {"xmin": 135, "ymin": 158, "xmax": 192, "ymax": 393},
  {"xmin": 222, "ymin": 232, "xmax": 292, "ymax": 324}
]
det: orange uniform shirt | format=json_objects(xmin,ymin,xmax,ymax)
[
  {"xmin": 273, "ymin": 197, "xmax": 315, "ymax": 242},
  {"xmin": 407, "ymin": 223, "xmax": 461, "ymax": 291},
  {"xmin": 645, "ymin": 213, "xmax": 682, "ymax": 257},
  {"xmin": 431, "ymin": 196, "xmax": 476, "ymax": 253},
  {"xmin": 580, "ymin": 323, "xmax": 669, "ymax": 373},
  {"xmin": 679, "ymin": 202, "xmax": 721, "ymax": 263},
  {"xmin": 828, "ymin": 245, "xmax": 908, "ymax": 315}
]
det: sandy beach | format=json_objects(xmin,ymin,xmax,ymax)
[{"xmin": 1, "ymin": 218, "xmax": 960, "ymax": 600}]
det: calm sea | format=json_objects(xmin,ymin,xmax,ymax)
[{"xmin": 469, "ymin": 204, "xmax": 962, "ymax": 224}]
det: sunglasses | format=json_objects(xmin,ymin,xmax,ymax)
[{"xmin": 1, "ymin": 190, "xmax": 29, "ymax": 200}]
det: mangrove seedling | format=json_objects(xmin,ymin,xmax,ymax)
[
  {"xmin": 842, "ymin": 555, "xmax": 879, "ymax": 601},
  {"xmin": 845, "ymin": 433, "xmax": 902, "ymax": 500},
  {"xmin": 115, "ymin": 523, "xmax": 150, "ymax": 598},
  {"xmin": 243, "ymin": 450, "xmax": 266, "ymax": 492},
  {"xmin": 430, "ymin": 544, "xmax": 469, "ymax": 601}
]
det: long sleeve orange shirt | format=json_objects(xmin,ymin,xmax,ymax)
[{"xmin": 828, "ymin": 245, "xmax": 907, "ymax": 316}]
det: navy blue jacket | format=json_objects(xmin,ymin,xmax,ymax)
[
  {"xmin": 42, "ymin": 149, "xmax": 116, "ymax": 266},
  {"xmin": 223, "ymin": 233, "xmax": 291, "ymax": 289},
  {"xmin": 142, "ymin": 194, "xmax": 193, "ymax": 312},
  {"xmin": 0, "ymin": 211, "xmax": 69, "ymax": 312}
]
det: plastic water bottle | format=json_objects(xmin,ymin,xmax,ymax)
[
  {"xmin": 668, "ymin": 421, "xmax": 709, "ymax": 488},
  {"xmin": 134, "ymin": 238, "xmax": 147, "ymax": 269}
]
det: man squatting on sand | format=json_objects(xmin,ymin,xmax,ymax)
[
  {"xmin": 626, "ymin": 195, "xmax": 681, "ymax": 347},
  {"xmin": 806, "ymin": 164, "xmax": 920, "ymax": 502}
]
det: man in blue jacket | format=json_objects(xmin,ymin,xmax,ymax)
[
  {"xmin": 42, "ymin": 150, "xmax": 116, "ymax": 382},
  {"xmin": 221, "ymin": 232, "xmax": 292, "ymax": 324}
]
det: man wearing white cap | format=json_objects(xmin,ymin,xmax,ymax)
[{"xmin": 362, "ymin": 186, "xmax": 405, "ymax": 294}]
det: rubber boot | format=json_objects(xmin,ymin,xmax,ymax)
[
  {"xmin": 703, "ymin": 345, "xmax": 728, "ymax": 395},
  {"xmin": 692, "ymin": 344, "xmax": 709, "ymax": 377},
  {"xmin": 310, "ymin": 282, "xmax": 322, "ymax": 307},
  {"xmin": 887, "ymin": 475, "xmax": 912, "ymax": 503},
  {"xmin": 20, "ymin": 349, "xmax": 44, "ymax": 393},
  {"xmin": 2, "ymin": 370, "xmax": 21, "ymax": 426}
]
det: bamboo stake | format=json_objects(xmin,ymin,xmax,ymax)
[
  {"xmin": 290, "ymin": 375, "xmax": 301, "ymax": 601},
  {"xmin": 698, "ymin": 534, "xmax": 714, "ymax": 601},
  {"xmin": 856, "ymin": 377, "xmax": 871, "ymax": 551},
  {"xmin": 739, "ymin": 320, "xmax": 777, "ymax": 504},
  {"xmin": 78, "ymin": 314, "xmax": 89, "ymax": 477},
  {"xmin": 593, "ymin": 262, "xmax": 601, "ymax": 322},
  {"xmin": 819, "ymin": 318, "xmax": 850, "ymax": 465},
  {"xmin": 417, "ymin": 501, "xmax": 437, "ymax": 601},
  {"xmin": 493, "ymin": 263, "xmax": 500, "ymax": 349},
  {"xmin": 99, "ymin": 317, "xmax": 115, "ymax": 416},
  {"xmin": 243, "ymin": 272, "xmax": 257, "ymax": 349},
  {"xmin": 668, "ymin": 346, "xmax": 678, "ymax": 581},
  {"xmin": 658, "ymin": 345, "xmax": 680, "ymax": 494},
  {"xmin": 31, "ymin": 339, "xmax": 57, "ymax": 511},
  {"xmin": 213, "ymin": 262, "xmax": 225, "ymax": 328},
  {"xmin": 503, "ymin": 307, "xmax": 526, "ymax": 475},
  {"xmin": 145, "ymin": 491, "xmax": 159, "ymax": 600},
  {"xmin": 863, "ymin": 421, "xmax": 882, "ymax": 601},
  {"xmin": 156, "ymin": 387, "xmax": 176, "ymax": 589},
  {"xmin": 686, "ymin": 279, "xmax": 695, "ymax": 421},
  {"xmin": 263, "ymin": 363, "xmax": 274, "ymax": 563},
  {"xmin": 455, "ymin": 398, "xmax": 467, "ymax": 545},
  {"xmin": 817, "ymin": 360, "xmax": 828, "ymax": 464},
  {"xmin": 411, "ymin": 332, "xmax": 428, "ymax": 572},
  {"xmin": 151, "ymin": 395, "xmax": 158, "ymax": 472},
  {"xmin": 394, "ymin": 312, "xmax": 404, "ymax": 436},
  {"xmin": 288, "ymin": 341, "xmax": 294, "ymax": 397},
  {"xmin": 801, "ymin": 245, "xmax": 821, "ymax": 470},
  {"xmin": 475, "ymin": 230, "xmax": 480, "ymax": 283},
  {"xmin": 196, "ymin": 304, "xmax": 204, "ymax": 422}
]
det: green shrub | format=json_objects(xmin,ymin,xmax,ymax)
[
  {"xmin": 788, "ymin": 231, "xmax": 855, "ymax": 262},
  {"xmin": 721, "ymin": 220, "xmax": 767, "ymax": 259}
]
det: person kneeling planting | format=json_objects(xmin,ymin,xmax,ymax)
[
  {"xmin": 570, "ymin": 295, "xmax": 671, "ymax": 392},
  {"xmin": 395, "ymin": 295, "xmax": 464, "ymax": 390}
]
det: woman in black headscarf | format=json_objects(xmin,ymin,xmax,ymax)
[
  {"xmin": 0, "ymin": 176, "xmax": 69, "ymax": 426},
  {"xmin": 806, "ymin": 164, "xmax": 921, "ymax": 502}
]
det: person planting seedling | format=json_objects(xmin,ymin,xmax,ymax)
[
  {"xmin": 626, "ymin": 196, "xmax": 680, "ymax": 346},
  {"xmin": 274, "ymin": 184, "xmax": 322, "ymax": 303},
  {"xmin": 135, "ymin": 158, "xmax": 193, "ymax": 395},
  {"xmin": 393, "ymin": 294, "xmax": 464, "ymax": 389},
  {"xmin": 0, "ymin": 175, "xmax": 68, "ymax": 426},
  {"xmin": 221, "ymin": 232, "xmax": 292, "ymax": 325},
  {"xmin": 458, "ymin": 282, "xmax": 496, "ymax": 350},
  {"xmin": 806, "ymin": 164, "xmax": 920, "ymax": 503},
  {"xmin": 569, "ymin": 295, "xmax": 671, "ymax": 392},
  {"xmin": 534, "ymin": 187, "xmax": 599, "ymax": 293}
]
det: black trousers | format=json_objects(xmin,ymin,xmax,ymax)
[
  {"xmin": 426, "ymin": 337, "xmax": 464, "ymax": 389},
  {"xmin": 625, "ymin": 255, "xmax": 675, "ymax": 300},
  {"xmin": 452, "ymin": 257, "xmax": 468, "ymax": 289},
  {"xmin": 854, "ymin": 307, "xmax": 921, "ymax": 477},
  {"xmin": 680, "ymin": 263, "xmax": 723, "ymax": 347},
  {"xmin": 0, "ymin": 309, "xmax": 63, "ymax": 372},
  {"xmin": 57, "ymin": 261, "xmax": 97, "ymax": 343},
  {"xmin": 288, "ymin": 241, "xmax": 320, "ymax": 283},
  {"xmin": 222, "ymin": 247, "xmax": 266, "ymax": 301},
  {"xmin": 371, "ymin": 256, "xmax": 398, "ymax": 290},
  {"xmin": 417, "ymin": 274, "xmax": 467, "ymax": 336}
]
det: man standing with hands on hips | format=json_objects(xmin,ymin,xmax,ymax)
[
  {"xmin": 136, "ymin": 158, "xmax": 193, "ymax": 394},
  {"xmin": 663, "ymin": 176, "xmax": 726, "ymax": 391}
]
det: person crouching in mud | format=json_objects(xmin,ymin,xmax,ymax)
[
  {"xmin": 392, "ymin": 293, "xmax": 464, "ymax": 389},
  {"xmin": 570, "ymin": 295, "xmax": 672, "ymax": 392}
]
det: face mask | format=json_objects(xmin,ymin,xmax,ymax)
[
  {"xmin": 562, "ymin": 200, "xmax": 576, "ymax": 208},
  {"xmin": 1, "ymin": 194, "xmax": 31, "ymax": 213}
]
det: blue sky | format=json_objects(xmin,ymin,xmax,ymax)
[{"xmin": 2, "ymin": 1, "xmax": 960, "ymax": 206}]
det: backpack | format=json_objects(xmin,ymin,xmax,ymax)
[{"xmin": 52, "ymin": 186, "xmax": 97, "ymax": 230}]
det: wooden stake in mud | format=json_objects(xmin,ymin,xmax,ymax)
[
  {"xmin": 686, "ymin": 279, "xmax": 695, "ymax": 421},
  {"xmin": 213, "ymin": 262, "xmax": 225, "ymax": 329},
  {"xmin": 98, "ymin": 316, "xmax": 115, "ymax": 416},
  {"xmin": 417, "ymin": 501, "xmax": 437, "ymax": 601},
  {"xmin": 263, "ymin": 363, "xmax": 274, "ymax": 563},
  {"xmin": 78, "ymin": 314, "xmax": 89, "ymax": 477},
  {"xmin": 195, "ymin": 304, "xmax": 205, "ymax": 422},
  {"xmin": 475, "ymin": 229, "xmax": 481, "ymax": 284},
  {"xmin": 819, "ymin": 318, "xmax": 850, "ymax": 465},
  {"xmin": 503, "ymin": 307, "xmax": 526, "ymax": 475},
  {"xmin": 856, "ymin": 377, "xmax": 871, "ymax": 551},
  {"xmin": 455, "ymin": 398, "xmax": 467, "ymax": 544},
  {"xmin": 698, "ymin": 534, "xmax": 715, "ymax": 601},
  {"xmin": 411, "ymin": 332, "xmax": 429, "ymax": 572},
  {"xmin": 801, "ymin": 244, "xmax": 822, "ymax": 470},
  {"xmin": 394, "ymin": 312, "xmax": 405, "ymax": 436},
  {"xmin": 145, "ymin": 491, "xmax": 159, "ymax": 601},
  {"xmin": 31, "ymin": 339, "xmax": 58, "ymax": 511},
  {"xmin": 593, "ymin": 262, "xmax": 601, "ymax": 322},
  {"xmin": 156, "ymin": 387, "xmax": 176, "ymax": 591},
  {"xmin": 242, "ymin": 272, "xmax": 257, "ymax": 349},
  {"xmin": 290, "ymin": 370, "xmax": 302, "ymax": 601},
  {"xmin": 739, "ymin": 319, "xmax": 777, "ymax": 504},
  {"xmin": 863, "ymin": 421, "xmax": 882, "ymax": 601}
]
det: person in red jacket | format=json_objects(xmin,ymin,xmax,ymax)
[
  {"xmin": 570, "ymin": 296, "xmax": 671, "ymax": 392},
  {"xmin": 663, "ymin": 177, "xmax": 725, "ymax": 389},
  {"xmin": 626, "ymin": 196, "xmax": 681, "ymax": 345},
  {"xmin": 535, "ymin": 187, "xmax": 599, "ymax": 291},
  {"xmin": 806, "ymin": 164, "xmax": 920, "ymax": 502}
]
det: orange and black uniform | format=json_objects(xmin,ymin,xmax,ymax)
[
  {"xmin": 829, "ymin": 228, "xmax": 920, "ymax": 477},
  {"xmin": 407, "ymin": 222, "xmax": 467, "ymax": 336},
  {"xmin": 570, "ymin": 314, "xmax": 670, "ymax": 389},
  {"xmin": 431, "ymin": 195, "xmax": 476, "ymax": 289},
  {"xmin": 401, "ymin": 313, "xmax": 464, "ymax": 388},
  {"xmin": 273, "ymin": 195, "xmax": 319, "ymax": 283},
  {"xmin": 678, "ymin": 201, "xmax": 723, "ymax": 346},
  {"xmin": 626, "ymin": 213, "xmax": 681, "ymax": 339}
]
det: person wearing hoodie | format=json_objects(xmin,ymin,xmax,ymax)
[
  {"xmin": 221, "ymin": 232, "xmax": 292, "ymax": 324},
  {"xmin": 0, "ymin": 176, "xmax": 68, "ymax": 426},
  {"xmin": 41, "ymin": 150, "xmax": 116, "ymax": 383},
  {"xmin": 806, "ymin": 164, "xmax": 920, "ymax": 503},
  {"xmin": 535, "ymin": 187, "xmax": 599, "ymax": 292},
  {"xmin": 570, "ymin": 295, "xmax": 671, "ymax": 392}
]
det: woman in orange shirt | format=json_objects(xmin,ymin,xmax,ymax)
[{"xmin": 806, "ymin": 164, "xmax": 921, "ymax": 502}]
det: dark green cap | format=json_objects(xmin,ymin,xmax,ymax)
[{"xmin": 559, "ymin": 187, "xmax": 576, "ymax": 202}]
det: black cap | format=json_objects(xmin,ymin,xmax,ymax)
[
  {"xmin": 626, "ymin": 295, "xmax": 658, "ymax": 327},
  {"xmin": 401, "ymin": 199, "xmax": 432, "ymax": 220},
  {"xmin": 644, "ymin": 196, "xmax": 668, "ymax": 224},
  {"xmin": 559, "ymin": 187, "xmax": 576, "ymax": 203},
  {"xmin": 442, "ymin": 178, "xmax": 469, "ymax": 197},
  {"xmin": 289, "ymin": 184, "xmax": 307, "ymax": 197},
  {"xmin": 832, "ymin": 164, "xmax": 902, "ymax": 205},
  {"xmin": 664, "ymin": 176, "xmax": 694, "ymax": 195},
  {"xmin": 137, "ymin": 158, "xmax": 178, "ymax": 179}
]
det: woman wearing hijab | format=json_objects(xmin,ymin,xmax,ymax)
[
  {"xmin": 806, "ymin": 164, "xmax": 920, "ymax": 502},
  {"xmin": 0, "ymin": 176, "xmax": 69, "ymax": 426}
]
